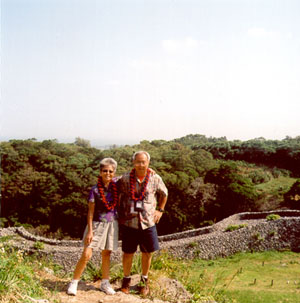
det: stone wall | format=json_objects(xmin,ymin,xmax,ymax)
[{"xmin": 1, "ymin": 210, "xmax": 300, "ymax": 272}]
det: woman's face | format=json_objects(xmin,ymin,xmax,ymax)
[{"xmin": 100, "ymin": 165, "xmax": 115, "ymax": 185}]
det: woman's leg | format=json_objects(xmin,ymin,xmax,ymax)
[{"xmin": 73, "ymin": 247, "xmax": 93, "ymax": 280}]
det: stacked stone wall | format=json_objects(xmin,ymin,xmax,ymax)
[{"xmin": 1, "ymin": 210, "xmax": 300, "ymax": 271}]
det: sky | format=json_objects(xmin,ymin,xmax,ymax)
[{"xmin": 1, "ymin": 0, "xmax": 300, "ymax": 147}]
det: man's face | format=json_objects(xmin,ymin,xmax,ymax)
[{"xmin": 133, "ymin": 153, "xmax": 149, "ymax": 175}]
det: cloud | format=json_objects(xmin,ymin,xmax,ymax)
[
  {"xmin": 162, "ymin": 37, "xmax": 200, "ymax": 54},
  {"xmin": 130, "ymin": 59, "xmax": 160, "ymax": 70},
  {"xmin": 104, "ymin": 80, "xmax": 120, "ymax": 86},
  {"xmin": 247, "ymin": 27, "xmax": 277, "ymax": 37},
  {"xmin": 129, "ymin": 57, "xmax": 192, "ymax": 75}
]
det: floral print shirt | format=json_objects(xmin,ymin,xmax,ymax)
[
  {"xmin": 88, "ymin": 183, "xmax": 118, "ymax": 222},
  {"xmin": 118, "ymin": 172, "xmax": 168, "ymax": 229}
]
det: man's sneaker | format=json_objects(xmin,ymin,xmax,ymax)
[
  {"xmin": 121, "ymin": 277, "xmax": 131, "ymax": 294},
  {"xmin": 138, "ymin": 276, "xmax": 150, "ymax": 297},
  {"xmin": 100, "ymin": 280, "xmax": 116, "ymax": 295},
  {"xmin": 67, "ymin": 280, "xmax": 78, "ymax": 296}
]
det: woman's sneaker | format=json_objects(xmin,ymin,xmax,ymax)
[
  {"xmin": 67, "ymin": 280, "xmax": 78, "ymax": 296},
  {"xmin": 100, "ymin": 280, "xmax": 116, "ymax": 295}
]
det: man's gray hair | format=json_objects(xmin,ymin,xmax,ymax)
[
  {"xmin": 99, "ymin": 158, "xmax": 117, "ymax": 172},
  {"xmin": 132, "ymin": 151, "xmax": 151, "ymax": 161}
]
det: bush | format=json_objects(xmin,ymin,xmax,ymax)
[
  {"xmin": 33, "ymin": 241, "xmax": 45, "ymax": 250},
  {"xmin": 266, "ymin": 214, "xmax": 281, "ymax": 221},
  {"xmin": 225, "ymin": 224, "xmax": 247, "ymax": 232}
]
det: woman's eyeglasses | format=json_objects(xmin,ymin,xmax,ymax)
[{"xmin": 102, "ymin": 169, "xmax": 114, "ymax": 173}]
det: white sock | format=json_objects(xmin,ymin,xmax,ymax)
[
  {"xmin": 101, "ymin": 279, "xmax": 109, "ymax": 284},
  {"xmin": 71, "ymin": 279, "xmax": 79, "ymax": 284},
  {"xmin": 141, "ymin": 275, "xmax": 148, "ymax": 280}
]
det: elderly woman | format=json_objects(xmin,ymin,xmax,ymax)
[{"xmin": 67, "ymin": 158, "xmax": 119, "ymax": 296}]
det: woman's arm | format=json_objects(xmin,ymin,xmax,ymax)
[{"xmin": 84, "ymin": 202, "xmax": 95, "ymax": 246}]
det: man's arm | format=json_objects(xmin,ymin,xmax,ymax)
[{"xmin": 154, "ymin": 194, "xmax": 168, "ymax": 224}]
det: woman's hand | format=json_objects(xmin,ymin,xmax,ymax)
[
  {"xmin": 149, "ymin": 168, "xmax": 156, "ymax": 176},
  {"xmin": 84, "ymin": 230, "xmax": 93, "ymax": 246}
]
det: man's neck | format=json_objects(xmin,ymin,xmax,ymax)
[{"xmin": 136, "ymin": 170, "xmax": 147, "ymax": 178}]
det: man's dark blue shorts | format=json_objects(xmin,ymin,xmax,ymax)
[{"xmin": 121, "ymin": 225, "xmax": 160, "ymax": 253}]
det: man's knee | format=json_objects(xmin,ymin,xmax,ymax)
[
  {"xmin": 142, "ymin": 252, "xmax": 153, "ymax": 259},
  {"xmin": 123, "ymin": 252, "xmax": 134, "ymax": 259}
]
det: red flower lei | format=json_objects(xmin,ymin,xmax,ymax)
[
  {"xmin": 97, "ymin": 177, "xmax": 118, "ymax": 211},
  {"xmin": 130, "ymin": 168, "xmax": 150, "ymax": 202}
]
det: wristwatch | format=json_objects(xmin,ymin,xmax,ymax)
[{"xmin": 157, "ymin": 208, "xmax": 165, "ymax": 213}]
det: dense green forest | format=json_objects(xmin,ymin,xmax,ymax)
[{"xmin": 1, "ymin": 135, "xmax": 300, "ymax": 239}]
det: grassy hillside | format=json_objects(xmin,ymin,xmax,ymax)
[
  {"xmin": 255, "ymin": 176, "xmax": 297, "ymax": 210},
  {"xmin": 1, "ymin": 231, "xmax": 300, "ymax": 303},
  {"xmin": 177, "ymin": 251, "xmax": 300, "ymax": 303}
]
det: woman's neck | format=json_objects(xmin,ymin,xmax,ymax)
[{"xmin": 103, "ymin": 180, "xmax": 110, "ymax": 188}]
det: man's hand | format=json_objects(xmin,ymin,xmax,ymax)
[{"xmin": 154, "ymin": 210, "xmax": 163, "ymax": 223}]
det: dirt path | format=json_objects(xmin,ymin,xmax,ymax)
[{"xmin": 41, "ymin": 273, "xmax": 174, "ymax": 303}]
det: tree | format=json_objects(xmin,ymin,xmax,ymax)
[
  {"xmin": 74, "ymin": 137, "xmax": 91, "ymax": 148},
  {"xmin": 1, "ymin": 135, "xmax": 298, "ymax": 238},
  {"xmin": 204, "ymin": 162, "xmax": 259, "ymax": 220},
  {"xmin": 284, "ymin": 179, "xmax": 300, "ymax": 209}
]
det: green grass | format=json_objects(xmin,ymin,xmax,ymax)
[
  {"xmin": 254, "ymin": 176, "xmax": 296, "ymax": 208},
  {"xmin": 266, "ymin": 214, "xmax": 281, "ymax": 221},
  {"xmin": 151, "ymin": 250, "xmax": 300, "ymax": 303},
  {"xmin": 2, "ymin": 233, "xmax": 300, "ymax": 303},
  {"xmin": 225, "ymin": 224, "xmax": 248, "ymax": 232},
  {"xmin": 0, "ymin": 237, "xmax": 61, "ymax": 303},
  {"xmin": 82, "ymin": 253, "xmax": 142, "ymax": 283},
  {"xmin": 79, "ymin": 250, "xmax": 300, "ymax": 302},
  {"xmin": 255, "ymin": 176, "xmax": 295, "ymax": 196}
]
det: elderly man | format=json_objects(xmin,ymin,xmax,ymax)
[{"xmin": 118, "ymin": 151, "xmax": 168, "ymax": 296}]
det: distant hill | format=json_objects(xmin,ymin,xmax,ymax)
[{"xmin": 1, "ymin": 135, "xmax": 299, "ymax": 239}]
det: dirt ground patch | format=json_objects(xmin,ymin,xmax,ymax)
[{"xmin": 41, "ymin": 273, "xmax": 191, "ymax": 303}]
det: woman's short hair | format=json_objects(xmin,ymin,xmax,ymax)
[
  {"xmin": 132, "ymin": 151, "xmax": 151, "ymax": 161},
  {"xmin": 99, "ymin": 158, "xmax": 117, "ymax": 172}
]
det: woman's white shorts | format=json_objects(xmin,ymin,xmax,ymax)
[{"xmin": 82, "ymin": 220, "xmax": 119, "ymax": 251}]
